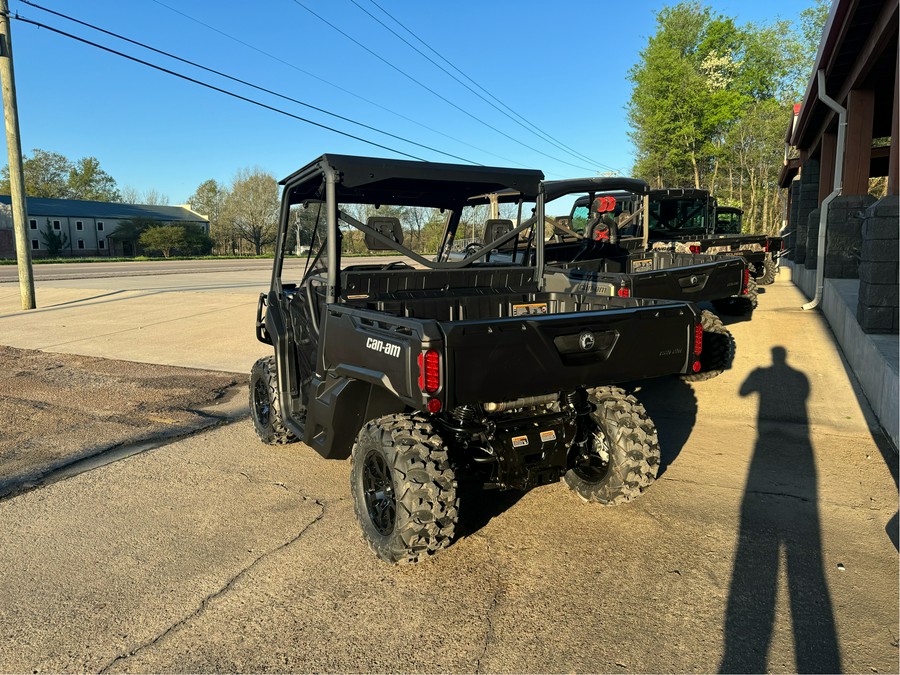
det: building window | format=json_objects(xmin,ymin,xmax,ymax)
[
  {"xmin": 97, "ymin": 221, "xmax": 104, "ymax": 231},
  {"xmin": 98, "ymin": 239, "xmax": 105, "ymax": 250},
  {"xmin": 53, "ymin": 220, "xmax": 61, "ymax": 230},
  {"xmin": 31, "ymin": 239, "xmax": 39, "ymax": 250},
  {"xmin": 76, "ymin": 221, "xmax": 83, "ymax": 231},
  {"xmin": 77, "ymin": 239, "xmax": 85, "ymax": 249},
  {"xmin": 29, "ymin": 219, "xmax": 37, "ymax": 229}
]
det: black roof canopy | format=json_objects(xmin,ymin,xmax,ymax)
[
  {"xmin": 281, "ymin": 154, "xmax": 544, "ymax": 209},
  {"xmin": 542, "ymin": 177, "xmax": 650, "ymax": 202}
]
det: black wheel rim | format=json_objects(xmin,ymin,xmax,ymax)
[
  {"xmin": 363, "ymin": 451, "xmax": 396, "ymax": 535},
  {"xmin": 573, "ymin": 422, "xmax": 612, "ymax": 483},
  {"xmin": 253, "ymin": 379, "xmax": 270, "ymax": 426}
]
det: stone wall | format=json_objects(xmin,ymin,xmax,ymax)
[
  {"xmin": 857, "ymin": 195, "xmax": 899, "ymax": 333},
  {"xmin": 794, "ymin": 159, "xmax": 820, "ymax": 264},
  {"xmin": 805, "ymin": 195, "xmax": 875, "ymax": 277},
  {"xmin": 787, "ymin": 180, "xmax": 801, "ymax": 260}
]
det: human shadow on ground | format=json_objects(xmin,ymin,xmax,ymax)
[{"xmin": 719, "ymin": 346, "xmax": 841, "ymax": 673}]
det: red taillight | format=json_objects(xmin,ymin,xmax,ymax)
[
  {"xmin": 692, "ymin": 361, "xmax": 702, "ymax": 372},
  {"xmin": 764, "ymin": 239, "xmax": 770, "ymax": 252},
  {"xmin": 741, "ymin": 268, "xmax": 750, "ymax": 294},
  {"xmin": 689, "ymin": 245, "xmax": 701, "ymax": 254},
  {"xmin": 427, "ymin": 398, "xmax": 442, "ymax": 413},
  {"xmin": 417, "ymin": 349, "xmax": 441, "ymax": 393},
  {"xmin": 694, "ymin": 323, "xmax": 703, "ymax": 356},
  {"xmin": 617, "ymin": 285, "xmax": 630, "ymax": 297}
]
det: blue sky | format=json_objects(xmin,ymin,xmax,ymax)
[{"xmin": 2, "ymin": 0, "xmax": 819, "ymax": 204}]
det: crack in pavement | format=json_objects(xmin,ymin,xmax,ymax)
[
  {"xmin": 473, "ymin": 535, "xmax": 503, "ymax": 675},
  {"xmin": 96, "ymin": 500, "xmax": 328, "ymax": 674}
]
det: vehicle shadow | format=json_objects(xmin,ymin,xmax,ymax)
[
  {"xmin": 627, "ymin": 376, "xmax": 698, "ymax": 477},
  {"xmin": 719, "ymin": 346, "xmax": 841, "ymax": 673},
  {"xmin": 453, "ymin": 482, "xmax": 524, "ymax": 541}
]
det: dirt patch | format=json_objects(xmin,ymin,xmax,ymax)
[{"xmin": 0, "ymin": 346, "xmax": 244, "ymax": 495}]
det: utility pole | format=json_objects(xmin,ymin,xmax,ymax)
[{"xmin": 0, "ymin": 0, "xmax": 35, "ymax": 309}]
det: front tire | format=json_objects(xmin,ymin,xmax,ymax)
[
  {"xmin": 564, "ymin": 387, "xmax": 660, "ymax": 505},
  {"xmin": 350, "ymin": 413, "xmax": 458, "ymax": 564},
  {"xmin": 249, "ymin": 357, "xmax": 295, "ymax": 445},
  {"xmin": 681, "ymin": 310, "xmax": 735, "ymax": 382}
]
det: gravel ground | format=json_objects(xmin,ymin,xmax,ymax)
[{"xmin": 0, "ymin": 345, "xmax": 244, "ymax": 497}]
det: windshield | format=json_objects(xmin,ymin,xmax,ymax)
[
  {"xmin": 715, "ymin": 209, "xmax": 743, "ymax": 234},
  {"xmin": 648, "ymin": 197, "xmax": 709, "ymax": 233}
]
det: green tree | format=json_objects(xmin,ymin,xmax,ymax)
[
  {"xmin": 628, "ymin": 3, "xmax": 748, "ymax": 189},
  {"xmin": 0, "ymin": 149, "xmax": 71, "ymax": 198},
  {"xmin": 181, "ymin": 223, "xmax": 214, "ymax": 255},
  {"xmin": 627, "ymin": 1, "xmax": 828, "ymax": 235},
  {"xmin": 224, "ymin": 168, "xmax": 280, "ymax": 255},
  {"xmin": 67, "ymin": 157, "xmax": 121, "ymax": 202},
  {"xmin": 139, "ymin": 225, "xmax": 186, "ymax": 258},
  {"xmin": 0, "ymin": 149, "xmax": 122, "ymax": 202},
  {"xmin": 39, "ymin": 221, "xmax": 69, "ymax": 256},
  {"xmin": 189, "ymin": 179, "xmax": 230, "ymax": 254}
]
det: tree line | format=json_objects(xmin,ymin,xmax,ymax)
[{"xmin": 627, "ymin": 0, "xmax": 830, "ymax": 234}]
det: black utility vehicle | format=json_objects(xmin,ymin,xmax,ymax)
[
  {"xmin": 252, "ymin": 154, "xmax": 705, "ymax": 564},
  {"xmin": 447, "ymin": 178, "xmax": 744, "ymax": 380},
  {"xmin": 566, "ymin": 189, "xmax": 763, "ymax": 314},
  {"xmin": 594, "ymin": 188, "xmax": 783, "ymax": 286}
]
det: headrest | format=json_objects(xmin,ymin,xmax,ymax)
[
  {"xmin": 365, "ymin": 216, "xmax": 403, "ymax": 250},
  {"xmin": 483, "ymin": 218, "xmax": 513, "ymax": 242}
]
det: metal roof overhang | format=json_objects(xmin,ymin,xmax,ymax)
[{"xmin": 792, "ymin": 0, "xmax": 898, "ymax": 152}]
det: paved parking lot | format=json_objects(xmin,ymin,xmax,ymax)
[{"xmin": 0, "ymin": 264, "xmax": 896, "ymax": 673}]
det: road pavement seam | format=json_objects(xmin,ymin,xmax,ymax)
[
  {"xmin": 96, "ymin": 499, "xmax": 328, "ymax": 674},
  {"xmin": 661, "ymin": 475, "xmax": 893, "ymax": 512},
  {"xmin": 0, "ymin": 408, "xmax": 249, "ymax": 503},
  {"xmin": 473, "ymin": 534, "xmax": 503, "ymax": 675}
]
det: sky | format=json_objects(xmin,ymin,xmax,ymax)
[{"xmin": 1, "ymin": 0, "xmax": 821, "ymax": 206}]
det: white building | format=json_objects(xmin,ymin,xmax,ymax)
[{"xmin": 0, "ymin": 196, "xmax": 209, "ymax": 258}]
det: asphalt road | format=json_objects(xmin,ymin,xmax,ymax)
[
  {"xmin": 0, "ymin": 267, "xmax": 897, "ymax": 673},
  {"xmin": 0, "ymin": 256, "xmax": 407, "ymax": 283}
]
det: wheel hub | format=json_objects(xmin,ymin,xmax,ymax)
[
  {"xmin": 573, "ymin": 424, "xmax": 612, "ymax": 482},
  {"xmin": 253, "ymin": 379, "xmax": 270, "ymax": 425},
  {"xmin": 362, "ymin": 451, "xmax": 396, "ymax": 535}
]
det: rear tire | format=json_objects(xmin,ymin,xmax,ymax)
[
  {"xmin": 564, "ymin": 387, "xmax": 660, "ymax": 505},
  {"xmin": 249, "ymin": 357, "xmax": 295, "ymax": 445},
  {"xmin": 350, "ymin": 413, "xmax": 458, "ymax": 564},
  {"xmin": 712, "ymin": 276, "xmax": 758, "ymax": 316},
  {"xmin": 681, "ymin": 310, "xmax": 735, "ymax": 382},
  {"xmin": 758, "ymin": 257, "xmax": 777, "ymax": 285}
]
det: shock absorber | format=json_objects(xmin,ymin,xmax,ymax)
[{"xmin": 566, "ymin": 390, "xmax": 592, "ymax": 416}]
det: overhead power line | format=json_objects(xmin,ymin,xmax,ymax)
[
  {"xmin": 11, "ymin": 13, "xmax": 431, "ymax": 161},
  {"xmin": 355, "ymin": 0, "xmax": 620, "ymax": 174},
  {"xmin": 289, "ymin": 0, "xmax": 604, "ymax": 174},
  {"xmin": 146, "ymin": 0, "xmax": 523, "ymax": 168},
  {"xmin": 19, "ymin": 0, "xmax": 479, "ymax": 165}
]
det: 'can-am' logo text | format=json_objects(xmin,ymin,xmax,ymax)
[{"xmin": 366, "ymin": 337, "xmax": 401, "ymax": 358}]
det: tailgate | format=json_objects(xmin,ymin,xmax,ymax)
[
  {"xmin": 441, "ymin": 303, "xmax": 696, "ymax": 408},
  {"xmin": 629, "ymin": 256, "xmax": 745, "ymax": 301}
]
